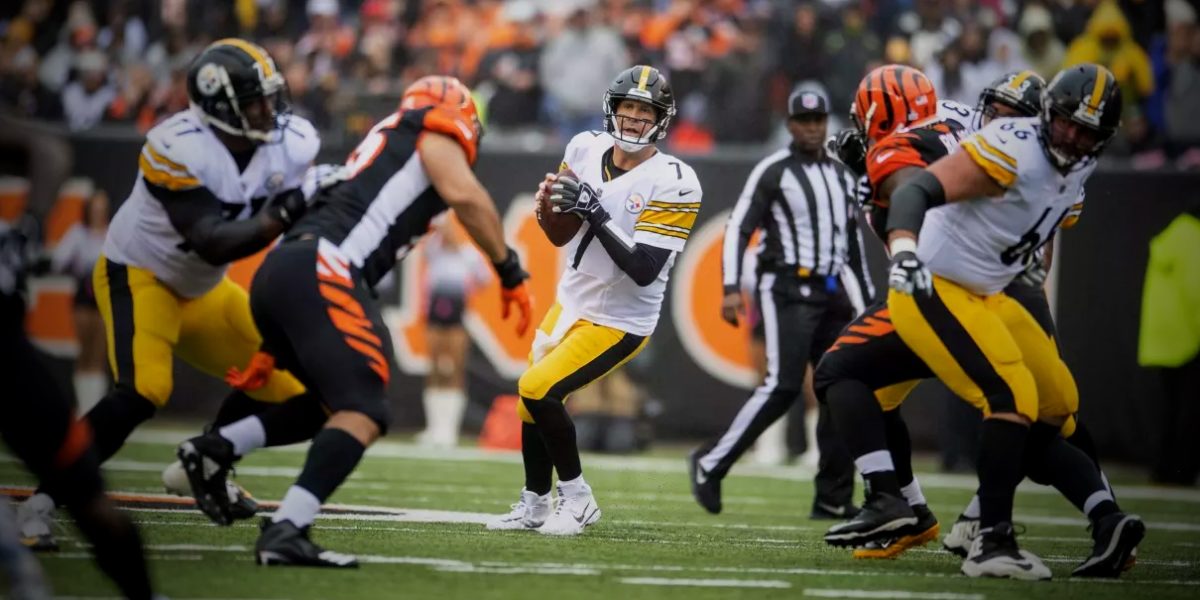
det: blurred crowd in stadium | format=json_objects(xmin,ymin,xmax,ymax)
[{"xmin": 1, "ymin": 0, "xmax": 1198, "ymax": 167}]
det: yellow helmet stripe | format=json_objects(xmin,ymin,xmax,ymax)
[
  {"xmin": 1008, "ymin": 70, "xmax": 1033, "ymax": 92},
  {"xmin": 1085, "ymin": 67, "xmax": 1108, "ymax": 117},
  {"xmin": 637, "ymin": 66, "xmax": 652, "ymax": 91},
  {"xmin": 213, "ymin": 38, "xmax": 275, "ymax": 78}
]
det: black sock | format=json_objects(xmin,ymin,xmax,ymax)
[
  {"xmin": 523, "ymin": 396, "xmax": 582, "ymax": 483},
  {"xmin": 825, "ymin": 380, "xmax": 889, "ymax": 460},
  {"xmin": 257, "ymin": 392, "xmax": 329, "ymax": 447},
  {"xmin": 209, "ymin": 390, "xmax": 270, "ymax": 431},
  {"xmin": 295, "ymin": 427, "xmax": 366, "ymax": 502},
  {"xmin": 83, "ymin": 385, "xmax": 156, "ymax": 463},
  {"xmin": 977, "ymin": 419, "xmax": 1028, "ymax": 530},
  {"xmin": 521, "ymin": 422, "xmax": 553, "ymax": 495},
  {"xmin": 883, "ymin": 409, "xmax": 914, "ymax": 487},
  {"xmin": 1042, "ymin": 436, "xmax": 1119, "ymax": 522}
]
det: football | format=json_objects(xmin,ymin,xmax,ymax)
[{"xmin": 537, "ymin": 169, "xmax": 583, "ymax": 247}]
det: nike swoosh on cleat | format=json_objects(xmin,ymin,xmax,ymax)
[
  {"xmin": 816, "ymin": 502, "xmax": 847, "ymax": 516},
  {"xmin": 573, "ymin": 502, "xmax": 593, "ymax": 524}
]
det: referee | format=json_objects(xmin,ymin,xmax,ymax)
[{"xmin": 688, "ymin": 89, "xmax": 875, "ymax": 517}]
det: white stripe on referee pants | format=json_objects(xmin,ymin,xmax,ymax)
[{"xmin": 699, "ymin": 272, "xmax": 780, "ymax": 473}]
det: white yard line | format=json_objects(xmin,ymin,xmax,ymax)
[
  {"xmin": 111, "ymin": 429, "xmax": 1200, "ymax": 503},
  {"xmin": 803, "ymin": 590, "xmax": 983, "ymax": 600},
  {"xmin": 620, "ymin": 577, "xmax": 791, "ymax": 588},
  {"xmin": 52, "ymin": 543, "xmax": 1200, "ymax": 587}
]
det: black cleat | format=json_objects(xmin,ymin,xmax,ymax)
[
  {"xmin": 810, "ymin": 500, "xmax": 861, "ymax": 521},
  {"xmin": 687, "ymin": 446, "xmax": 722, "ymax": 514},
  {"xmin": 1072, "ymin": 513, "xmax": 1145, "ymax": 578},
  {"xmin": 824, "ymin": 492, "xmax": 915, "ymax": 548},
  {"xmin": 229, "ymin": 484, "xmax": 260, "ymax": 521},
  {"xmin": 177, "ymin": 433, "xmax": 238, "ymax": 526},
  {"xmin": 255, "ymin": 519, "xmax": 358, "ymax": 568},
  {"xmin": 853, "ymin": 503, "xmax": 940, "ymax": 559}
]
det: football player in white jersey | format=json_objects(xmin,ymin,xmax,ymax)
[
  {"xmin": 17, "ymin": 39, "xmax": 319, "ymax": 549},
  {"xmin": 486, "ymin": 66, "xmax": 702, "ymax": 536},
  {"xmin": 881, "ymin": 64, "xmax": 1143, "ymax": 579}
]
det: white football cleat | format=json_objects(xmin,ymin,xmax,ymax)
[
  {"xmin": 162, "ymin": 460, "xmax": 190, "ymax": 496},
  {"xmin": 942, "ymin": 514, "xmax": 980, "ymax": 557},
  {"xmin": 961, "ymin": 522, "xmax": 1051, "ymax": 581},
  {"xmin": 537, "ymin": 482, "xmax": 600, "ymax": 536},
  {"xmin": 486, "ymin": 488, "xmax": 551, "ymax": 531},
  {"xmin": 16, "ymin": 493, "xmax": 57, "ymax": 552}
]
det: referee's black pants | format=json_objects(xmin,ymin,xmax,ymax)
[{"xmin": 696, "ymin": 271, "xmax": 857, "ymax": 507}]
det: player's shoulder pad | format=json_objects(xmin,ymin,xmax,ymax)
[
  {"xmin": 280, "ymin": 115, "xmax": 321, "ymax": 166},
  {"xmin": 960, "ymin": 116, "xmax": 1039, "ymax": 189},
  {"xmin": 865, "ymin": 131, "xmax": 925, "ymax": 186},
  {"xmin": 561, "ymin": 130, "xmax": 609, "ymax": 169},
  {"xmin": 141, "ymin": 111, "xmax": 209, "ymax": 191}
]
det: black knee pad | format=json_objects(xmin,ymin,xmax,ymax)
[
  {"xmin": 812, "ymin": 361, "xmax": 837, "ymax": 404},
  {"xmin": 360, "ymin": 403, "xmax": 391, "ymax": 437}
]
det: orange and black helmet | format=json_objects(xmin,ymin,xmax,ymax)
[
  {"xmin": 851, "ymin": 65, "xmax": 937, "ymax": 143},
  {"xmin": 400, "ymin": 75, "xmax": 483, "ymax": 163}
]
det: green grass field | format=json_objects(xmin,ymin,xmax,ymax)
[{"xmin": 3, "ymin": 426, "xmax": 1198, "ymax": 600}]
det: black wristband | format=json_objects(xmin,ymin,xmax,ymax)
[
  {"xmin": 492, "ymin": 246, "xmax": 528, "ymax": 289},
  {"xmin": 268, "ymin": 188, "xmax": 307, "ymax": 227},
  {"xmin": 585, "ymin": 204, "xmax": 611, "ymax": 229}
]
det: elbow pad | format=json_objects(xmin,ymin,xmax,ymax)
[{"xmin": 886, "ymin": 170, "xmax": 944, "ymax": 236}]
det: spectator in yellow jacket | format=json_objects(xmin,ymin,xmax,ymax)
[
  {"xmin": 1064, "ymin": 1, "xmax": 1155, "ymax": 114},
  {"xmin": 1138, "ymin": 205, "xmax": 1200, "ymax": 486}
]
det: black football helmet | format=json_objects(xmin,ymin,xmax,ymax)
[
  {"xmin": 1038, "ymin": 64, "xmax": 1122, "ymax": 170},
  {"xmin": 187, "ymin": 39, "xmax": 290, "ymax": 144},
  {"xmin": 976, "ymin": 70, "xmax": 1045, "ymax": 128},
  {"xmin": 602, "ymin": 65, "xmax": 676, "ymax": 150}
]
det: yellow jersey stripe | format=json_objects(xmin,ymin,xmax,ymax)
[
  {"xmin": 634, "ymin": 224, "xmax": 689, "ymax": 240},
  {"xmin": 139, "ymin": 154, "xmax": 201, "ymax": 190},
  {"xmin": 962, "ymin": 141, "xmax": 1016, "ymax": 189},
  {"xmin": 647, "ymin": 200, "xmax": 701, "ymax": 209},
  {"xmin": 1085, "ymin": 68, "xmax": 1107, "ymax": 117},
  {"xmin": 143, "ymin": 144, "xmax": 189, "ymax": 174},
  {"xmin": 637, "ymin": 66, "xmax": 651, "ymax": 91},
  {"xmin": 213, "ymin": 38, "xmax": 274, "ymax": 78},
  {"xmin": 638, "ymin": 209, "xmax": 697, "ymax": 230},
  {"xmin": 974, "ymin": 135, "xmax": 1018, "ymax": 169}
]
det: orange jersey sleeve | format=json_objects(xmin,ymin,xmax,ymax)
[{"xmin": 865, "ymin": 133, "xmax": 927, "ymax": 190}]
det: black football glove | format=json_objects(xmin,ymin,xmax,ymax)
[
  {"xmin": 549, "ymin": 174, "xmax": 610, "ymax": 227},
  {"xmin": 266, "ymin": 187, "xmax": 308, "ymax": 228},
  {"xmin": 829, "ymin": 129, "xmax": 868, "ymax": 177},
  {"xmin": 888, "ymin": 250, "xmax": 933, "ymax": 296},
  {"xmin": 492, "ymin": 246, "xmax": 529, "ymax": 290}
]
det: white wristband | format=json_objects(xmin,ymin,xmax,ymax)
[{"xmin": 889, "ymin": 237, "xmax": 918, "ymax": 256}]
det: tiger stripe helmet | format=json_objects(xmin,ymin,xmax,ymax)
[
  {"xmin": 851, "ymin": 65, "xmax": 938, "ymax": 143},
  {"xmin": 401, "ymin": 75, "xmax": 483, "ymax": 164}
]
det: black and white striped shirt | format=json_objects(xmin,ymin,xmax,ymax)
[{"xmin": 722, "ymin": 146, "xmax": 875, "ymax": 307}]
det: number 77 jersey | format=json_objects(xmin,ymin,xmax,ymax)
[{"xmin": 918, "ymin": 116, "xmax": 1095, "ymax": 296}]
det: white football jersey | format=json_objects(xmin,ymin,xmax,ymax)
[
  {"xmin": 938, "ymin": 99, "xmax": 979, "ymax": 134},
  {"xmin": 918, "ymin": 117, "xmax": 1094, "ymax": 296},
  {"xmin": 555, "ymin": 132, "xmax": 702, "ymax": 336},
  {"xmin": 104, "ymin": 109, "xmax": 319, "ymax": 297}
]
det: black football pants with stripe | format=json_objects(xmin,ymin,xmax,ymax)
[{"xmin": 697, "ymin": 272, "xmax": 856, "ymax": 507}]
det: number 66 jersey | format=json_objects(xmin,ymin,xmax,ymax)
[
  {"xmin": 557, "ymin": 131, "xmax": 703, "ymax": 336},
  {"xmin": 917, "ymin": 117, "xmax": 1093, "ymax": 295}
]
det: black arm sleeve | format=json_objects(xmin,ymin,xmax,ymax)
[
  {"xmin": 148, "ymin": 180, "xmax": 287, "ymax": 266},
  {"xmin": 885, "ymin": 169, "xmax": 945, "ymax": 237},
  {"xmin": 721, "ymin": 164, "xmax": 776, "ymax": 294},
  {"xmin": 588, "ymin": 208, "xmax": 673, "ymax": 287}
]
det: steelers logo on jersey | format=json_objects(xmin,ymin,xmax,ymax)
[
  {"xmin": 196, "ymin": 63, "xmax": 224, "ymax": 97},
  {"xmin": 625, "ymin": 193, "xmax": 645, "ymax": 214}
]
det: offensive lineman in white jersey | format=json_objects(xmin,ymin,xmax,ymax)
[
  {"xmin": 18, "ymin": 39, "xmax": 319, "ymax": 550},
  {"xmin": 487, "ymin": 66, "xmax": 703, "ymax": 536},
  {"xmin": 880, "ymin": 63, "xmax": 1143, "ymax": 578}
]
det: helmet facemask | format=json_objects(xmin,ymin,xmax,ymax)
[
  {"xmin": 604, "ymin": 89, "xmax": 673, "ymax": 152},
  {"xmin": 193, "ymin": 63, "xmax": 291, "ymax": 145}
]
